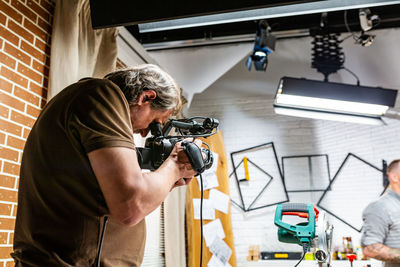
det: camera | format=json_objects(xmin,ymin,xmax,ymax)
[{"xmin": 136, "ymin": 117, "xmax": 219, "ymax": 174}]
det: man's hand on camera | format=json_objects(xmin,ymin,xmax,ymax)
[
  {"xmin": 168, "ymin": 138, "xmax": 203, "ymax": 190},
  {"xmin": 177, "ymin": 138, "xmax": 203, "ymax": 165}
]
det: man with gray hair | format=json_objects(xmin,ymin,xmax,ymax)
[
  {"xmin": 361, "ymin": 159, "xmax": 400, "ymax": 267},
  {"xmin": 12, "ymin": 64, "xmax": 200, "ymax": 266}
]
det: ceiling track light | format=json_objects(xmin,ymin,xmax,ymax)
[
  {"xmin": 343, "ymin": 8, "xmax": 380, "ymax": 47},
  {"xmin": 357, "ymin": 8, "xmax": 380, "ymax": 47},
  {"xmin": 246, "ymin": 20, "xmax": 276, "ymax": 72}
]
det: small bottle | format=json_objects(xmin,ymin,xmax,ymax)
[{"xmin": 342, "ymin": 237, "xmax": 354, "ymax": 254}]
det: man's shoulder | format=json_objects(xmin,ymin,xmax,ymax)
[
  {"xmin": 68, "ymin": 78, "xmax": 124, "ymax": 102},
  {"xmin": 364, "ymin": 200, "xmax": 381, "ymax": 212},
  {"xmin": 76, "ymin": 78, "xmax": 120, "ymax": 91},
  {"xmin": 53, "ymin": 78, "xmax": 120, "ymax": 101},
  {"xmin": 363, "ymin": 194, "xmax": 391, "ymax": 215}
]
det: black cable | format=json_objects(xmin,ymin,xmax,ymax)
[
  {"xmin": 165, "ymin": 130, "xmax": 218, "ymax": 139},
  {"xmin": 294, "ymin": 252, "xmax": 305, "ymax": 267},
  {"xmin": 341, "ymin": 67, "xmax": 360, "ymax": 86},
  {"xmin": 95, "ymin": 215, "xmax": 109, "ymax": 267},
  {"xmin": 168, "ymin": 116, "xmax": 219, "ymax": 138},
  {"xmin": 343, "ymin": 10, "xmax": 360, "ymax": 41},
  {"xmin": 294, "ymin": 253, "xmax": 305, "ymax": 267},
  {"xmin": 340, "ymin": 33, "xmax": 354, "ymax": 42},
  {"xmin": 294, "ymin": 243, "xmax": 309, "ymax": 267},
  {"xmin": 199, "ymin": 173, "xmax": 204, "ymax": 267}
]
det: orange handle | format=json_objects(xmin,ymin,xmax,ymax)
[{"xmin": 282, "ymin": 206, "xmax": 320, "ymax": 220}]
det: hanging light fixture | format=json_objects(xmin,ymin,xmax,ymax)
[
  {"xmin": 273, "ymin": 12, "xmax": 398, "ymax": 125},
  {"xmin": 273, "ymin": 77, "xmax": 397, "ymax": 125}
]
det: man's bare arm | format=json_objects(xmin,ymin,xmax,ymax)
[
  {"xmin": 88, "ymin": 142, "xmax": 198, "ymax": 227},
  {"xmin": 363, "ymin": 243, "xmax": 400, "ymax": 262}
]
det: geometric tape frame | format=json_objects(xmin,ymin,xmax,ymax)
[
  {"xmin": 317, "ymin": 153, "xmax": 388, "ymax": 232},
  {"xmin": 230, "ymin": 142, "xmax": 289, "ymax": 212},
  {"xmin": 229, "ymin": 158, "xmax": 273, "ymax": 211},
  {"xmin": 281, "ymin": 154, "xmax": 332, "ymax": 193}
]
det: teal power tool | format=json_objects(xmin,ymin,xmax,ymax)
[{"xmin": 275, "ymin": 203, "xmax": 333, "ymax": 267}]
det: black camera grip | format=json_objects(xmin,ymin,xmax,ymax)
[{"xmin": 181, "ymin": 141, "xmax": 206, "ymax": 174}]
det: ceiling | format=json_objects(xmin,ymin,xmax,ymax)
[{"xmin": 90, "ymin": 1, "xmax": 400, "ymax": 50}]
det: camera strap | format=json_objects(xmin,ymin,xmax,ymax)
[{"xmin": 94, "ymin": 215, "xmax": 109, "ymax": 267}]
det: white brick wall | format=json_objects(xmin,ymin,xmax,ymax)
[{"xmin": 187, "ymin": 28, "xmax": 400, "ymax": 265}]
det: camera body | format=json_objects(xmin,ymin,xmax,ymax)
[{"xmin": 136, "ymin": 117, "xmax": 219, "ymax": 173}]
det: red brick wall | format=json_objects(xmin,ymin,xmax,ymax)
[{"xmin": 0, "ymin": 0, "xmax": 54, "ymax": 265}]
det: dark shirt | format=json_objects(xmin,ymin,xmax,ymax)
[{"xmin": 12, "ymin": 78, "xmax": 145, "ymax": 266}]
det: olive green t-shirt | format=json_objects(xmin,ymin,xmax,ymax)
[{"xmin": 12, "ymin": 78, "xmax": 145, "ymax": 266}]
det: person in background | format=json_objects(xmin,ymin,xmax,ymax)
[
  {"xmin": 12, "ymin": 64, "xmax": 200, "ymax": 266},
  {"xmin": 361, "ymin": 159, "xmax": 400, "ymax": 267}
]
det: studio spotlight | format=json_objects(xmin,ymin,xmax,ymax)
[
  {"xmin": 357, "ymin": 8, "xmax": 379, "ymax": 47},
  {"xmin": 344, "ymin": 9, "xmax": 380, "ymax": 47},
  {"xmin": 246, "ymin": 20, "xmax": 276, "ymax": 71},
  {"xmin": 359, "ymin": 8, "xmax": 380, "ymax": 32}
]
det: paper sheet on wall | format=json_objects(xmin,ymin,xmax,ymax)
[
  {"xmin": 203, "ymin": 219, "xmax": 225, "ymax": 247},
  {"xmin": 207, "ymin": 255, "xmax": 232, "ymax": 267},
  {"xmin": 209, "ymin": 238, "xmax": 232, "ymax": 264},
  {"xmin": 209, "ymin": 189, "xmax": 230, "ymax": 214},
  {"xmin": 208, "ymin": 152, "xmax": 219, "ymax": 172},
  {"xmin": 196, "ymin": 170, "xmax": 219, "ymax": 190},
  {"xmin": 193, "ymin": 198, "xmax": 215, "ymax": 220}
]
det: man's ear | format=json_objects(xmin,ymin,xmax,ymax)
[
  {"xmin": 138, "ymin": 90, "xmax": 157, "ymax": 105},
  {"xmin": 388, "ymin": 172, "xmax": 399, "ymax": 184},
  {"xmin": 394, "ymin": 173, "xmax": 400, "ymax": 184}
]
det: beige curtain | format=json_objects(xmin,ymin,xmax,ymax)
[
  {"xmin": 164, "ymin": 188, "xmax": 187, "ymax": 266},
  {"xmin": 49, "ymin": 0, "xmax": 118, "ymax": 99}
]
